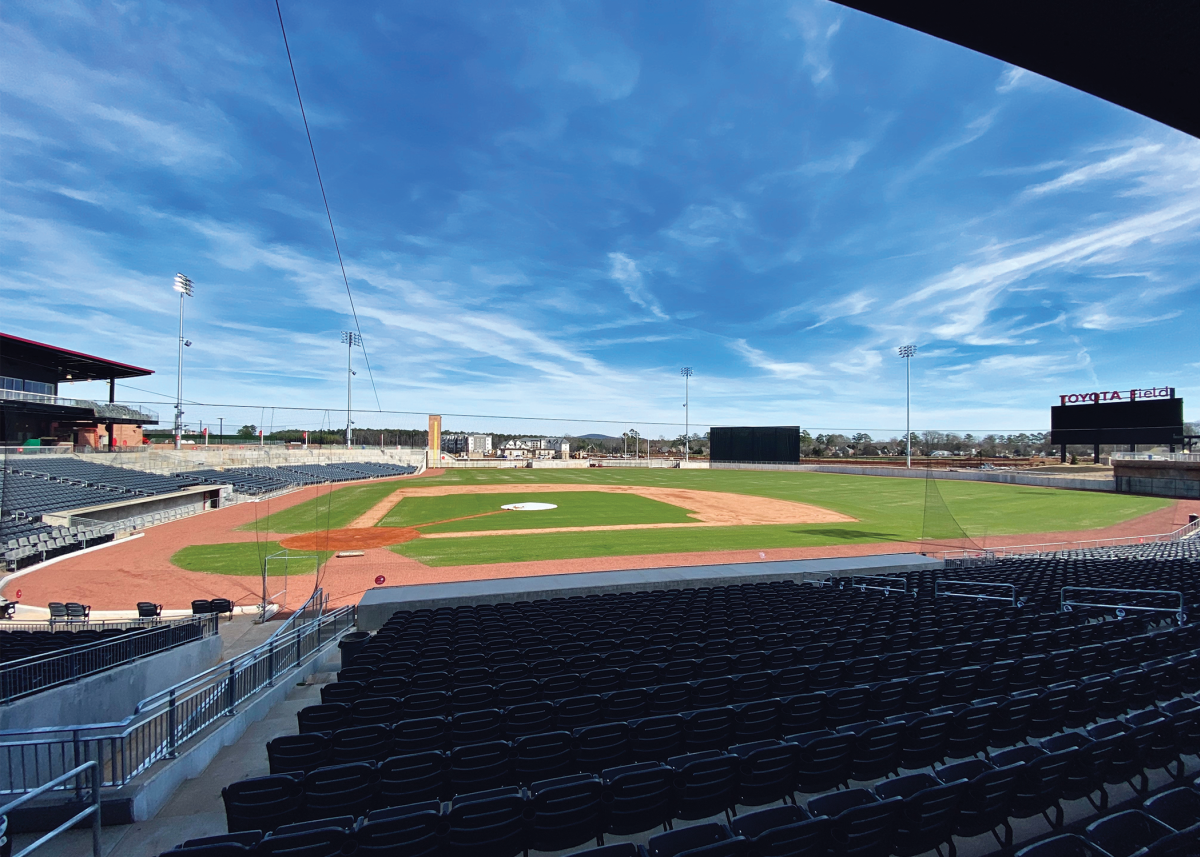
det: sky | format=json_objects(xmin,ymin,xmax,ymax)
[{"xmin": 2, "ymin": 1, "xmax": 1198, "ymax": 440}]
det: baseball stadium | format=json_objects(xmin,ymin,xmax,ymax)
[{"xmin": 3, "ymin": 3, "xmax": 1200, "ymax": 857}]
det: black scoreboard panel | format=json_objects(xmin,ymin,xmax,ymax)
[
  {"xmin": 709, "ymin": 426, "xmax": 800, "ymax": 463},
  {"xmin": 1049, "ymin": 398, "xmax": 1184, "ymax": 446}
]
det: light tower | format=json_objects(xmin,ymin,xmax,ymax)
[
  {"xmin": 341, "ymin": 331, "xmax": 362, "ymax": 448},
  {"xmin": 898, "ymin": 345, "xmax": 916, "ymax": 468},
  {"xmin": 172, "ymin": 274, "xmax": 194, "ymax": 450},
  {"xmin": 680, "ymin": 367, "xmax": 693, "ymax": 462}
]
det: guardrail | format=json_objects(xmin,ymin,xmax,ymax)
[
  {"xmin": 935, "ymin": 579, "xmax": 1020, "ymax": 607},
  {"xmin": 0, "ymin": 589, "xmax": 354, "ymax": 797},
  {"xmin": 1059, "ymin": 586, "xmax": 1187, "ymax": 624},
  {"xmin": 849, "ymin": 575, "xmax": 907, "ymax": 594},
  {"xmin": 1110, "ymin": 452, "xmax": 1200, "ymax": 462},
  {"xmin": 1, "ymin": 615, "xmax": 218, "ymax": 703},
  {"xmin": 935, "ymin": 519, "xmax": 1200, "ymax": 562},
  {"xmin": 0, "ymin": 761, "xmax": 101, "ymax": 857}
]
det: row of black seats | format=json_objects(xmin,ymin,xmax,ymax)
[
  {"xmin": 198, "ymin": 707, "xmax": 1200, "ymax": 857},
  {"xmin": 240, "ymin": 687, "xmax": 1200, "ymax": 835},
  {"xmin": 331, "ymin": 623, "xmax": 1183, "ymax": 711},
  {"xmin": 297, "ymin": 626, "xmax": 1200, "ymax": 735},
  {"xmin": 288, "ymin": 653, "xmax": 1200, "ymax": 765},
  {"xmin": 346, "ymin": 617, "xmax": 1128, "ymax": 683},
  {"xmin": 273, "ymin": 670, "xmax": 1200, "ymax": 787},
  {"xmin": 1016, "ymin": 782, "xmax": 1200, "ymax": 857}
]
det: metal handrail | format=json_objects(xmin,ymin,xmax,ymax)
[
  {"xmin": 935, "ymin": 579, "xmax": 1019, "ymax": 606},
  {"xmin": 794, "ymin": 571, "xmax": 833, "ymax": 587},
  {"xmin": 849, "ymin": 575, "xmax": 908, "ymax": 593},
  {"xmin": 0, "ymin": 602, "xmax": 355, "ymax": 796},
  {"xmin": 1059, "ymin": 586, "xmax": 1187, "ymax": 622},
  {"xmin": 0, "ymin": 761, "xmax": 101, "ymax": 857},
  {"xmin": 1, "ymin": 615, "xmax": 218, "ymax": 703}
]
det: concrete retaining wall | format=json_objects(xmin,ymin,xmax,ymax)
[
  {"xmin": 1114, "ymin": 459, "xmax": 1200, "ymax": 499},
  {"xmin": 0, "ymin": 634, "xmax": 223, "ymax": 731}
]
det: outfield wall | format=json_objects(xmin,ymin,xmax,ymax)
[{"xmin": 710, "ymin": 461, "xmax": 1114, "ymax": 492}]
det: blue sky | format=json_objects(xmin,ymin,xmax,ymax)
[{"xmin": 3, "ymin": 1, "xmax": 1198, "ymax": 439}]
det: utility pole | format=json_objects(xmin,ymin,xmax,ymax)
[
  {"xmin": 341, "ymin": 331, "xmax": 362, "ymax": 449},
  {"xmin": 898, "ymin": 345, "xmax": 916, "ymax": 468},
  {"xmin": 680, "ymin": 367, "xmax": 693, "ymax": 462},
  {"xmin": 172, "ymin": 274, "xmax": 194, "ymax": 450}
]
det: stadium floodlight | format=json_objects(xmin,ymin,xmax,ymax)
[
  {"xmin": 341, "ymin": 331, "xmax": 363, "ymax": 448},
  {"xmin": 680, "ymin": 367, "xmax": 694, "ymax": 462},
  {"xmin": 173, "ymin": 274, "xmax": 194, "ymax": 451},
  {"xmin": 898, "ymin": 345, "xmax": 916, "ymax": 468}
]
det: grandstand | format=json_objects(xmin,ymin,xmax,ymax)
[
  {"xmin": 179, "ymin": 461, "xmax": 416, "ymax": 496},
  {"xmin": 114, "ymin": 540, "xmax": 1196, "ymax": 857},
  {"xmin": 1, "ymin": 457, "xmax": 416, "ymax": 570}
]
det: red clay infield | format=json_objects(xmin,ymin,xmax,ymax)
[{"xmin": 2, "ymin": 471, "xmax": 1196, "ymax": 613}]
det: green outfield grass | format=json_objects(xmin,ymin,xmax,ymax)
[
  {"xmin": 238, "ymin": 481, "xmax": 403, "ymax": 534},
  {"xmin": 381, "ymin": 468, "xmax": 1167, "ymax": 565},
  {"xmin": 378, "ymin": 491, "xmax": 697, "ymax": 532},
  {"xmin": 172, "ymin": 542, "xmax": 334, "ymax": 575},
  {"xmin": 227, "ymin": 467, "xmax": 1170, "ymax": 566}
]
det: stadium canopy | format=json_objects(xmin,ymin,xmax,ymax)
[
  {"xmin": 833, "ymin": 1, "xmax": 1200, "ymax": 140},
  {"xmin": 1, "ymin": 332, "xmax": 153, "ymax": 383}
]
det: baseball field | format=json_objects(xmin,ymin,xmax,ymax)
[
  {"xmin": 8, "ymin": 465, "xmax": 1195, "ymax": 611},
  {"xmin": 179, "ymin": 467, "xmax": 1169, "ymax": 571}
]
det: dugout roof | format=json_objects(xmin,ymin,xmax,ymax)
[{"xmin": 834, "ymin": 1, "xmax": 1200, "ymax": 139}]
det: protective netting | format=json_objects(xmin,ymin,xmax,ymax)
[{"xmin": 918, "ymin": 469, "xmax": 980, "ymax": 551}]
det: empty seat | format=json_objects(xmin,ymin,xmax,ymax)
[
  {"xmin": 529, "ymin": 773, "xmax": 605, "ymax": 853},
  {"xmin": 668, "ymin": 750, "xmax": 739, "ymax": 820},
  {"xmin": 267, "ymin": 733, "xmax": 331, "ymax": 775},
  {"xmin": 646, "ymin": 822, "xmax": 748, "ymax": 857},
  {"xmin": 222, "ymin": 774, "xmax": 304, "ymax": 833},
  {"xmin": 602, "ymin": 761, "xmax": 676, "ymax": 836},
  {"xmin": 1085, "ymin": 810, "xmax": 1174, "ymax": 857},
  {"xmin": 730, "ymin": 805, "xmax": 831, "ymax": 857},
  {"xmin": 446, "ymin": 786, "xmax": 529, "ymax": 857},
  {"xmin": 355, "ymin": 801, "xmax": 443, "ymax": 856}
]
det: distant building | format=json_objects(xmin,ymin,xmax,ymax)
[
  {"xmin": 442, "ymin": 433, "xmax": 492, "ymax": 457},
  {"xmin": 498, "ymin": 437, "xmax": 570, "ymax": 460}
]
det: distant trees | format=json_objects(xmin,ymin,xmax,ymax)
[{"xmin": 237, "ymin": 424, "xmax": 257, "ymax": 438}]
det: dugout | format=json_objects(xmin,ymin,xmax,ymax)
[
  {"xmin": 1048, "ymin": 387, "xmax": 1185, "ymax": 462},
  {"xmin": 710, "ymin": 426, "xmax": 800, "ymax": 464}
]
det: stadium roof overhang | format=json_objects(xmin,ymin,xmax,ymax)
[
  {"xmin": 832, "ymin": 1, "xmax": 1200, "ymax": 139},
  {"xmin": 0, "ymin": 333, "xmax": 154, "ymax": 382}
]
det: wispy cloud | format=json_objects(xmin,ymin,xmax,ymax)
[{"xmin": 607, "ymin": 253, "xmax": 668, "ymax": 319}]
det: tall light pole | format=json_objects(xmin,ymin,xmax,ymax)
[
  {"xmin": 219, "ymin": 417, "xmax": 224, "ymax": 445},
  {"xmin": 341, "ymin": 331, "xmax": 362, "ymax": 448},
  {"xmin": 172, "ymin": 274, "xmax": 194, "ymax": 450},
  {"xmin": 898, "ymin": 345, "xmax": 916, "ymax": 468},
  {"xmin": 680, "ymin": 367, "xmax": 693, "ymax": 462}
]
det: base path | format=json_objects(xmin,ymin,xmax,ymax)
[
  {"xmin": 3, "ymin": 477, "xmax": 1195, "ymax": 611},
  {"xmin": 354, "ymin": 483, "xmax": 856, "ymax": 529}
]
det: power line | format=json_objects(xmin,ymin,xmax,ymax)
[{"xmin": 274, "ymin": 0, "xmax": 382, "ymax": 411}]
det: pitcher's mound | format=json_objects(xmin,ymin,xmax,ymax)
[{"xmin": 280, "ymin": 527, "xmax": 420, "ymax": 550}]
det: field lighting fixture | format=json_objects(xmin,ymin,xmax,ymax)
[
  {"xmin": 173, "ymin": 274, "xmax": 194, "ymax": 450},
  {"xmin": 898, "ymin": 345, "xmax": 916, "ymax": 468},
  {"xmin": 341, "ymin": 331, "xmax": 363, "ymax": 448},
  {"xmin": 680, "ymin": 367, "xmax": 694, "ymax": 462}
]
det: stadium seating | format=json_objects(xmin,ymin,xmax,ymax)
[
  {"xmin": 166, "ymin": 543, "xmax": 1200, "ymax": 855},
  {"xmin": 2, "ymin": 457, "xmax": 416, "ymax": 570},
  {"xmin": 179, "ymin": 462, "xmax": 416, "ymax": 496}
]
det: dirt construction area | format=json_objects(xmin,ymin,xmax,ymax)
[{"xmin": 3, "ymin": 468, "xmax": 1198, "ymax": 614}]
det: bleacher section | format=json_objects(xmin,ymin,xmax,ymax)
[
  {"xmin": 179, "ymin": 462, "xmax": 416, "ymax": 497},
  {"xmin": 171, "ymin": 547, "xmax": 1200, "ymax": 857},
  {"xmin": 1, "ymin": 457, "xmax": 415, "ymax": 570},
  {"xmin": 0, "ymin": 457, "xmax": 202, "ymax": 570}
]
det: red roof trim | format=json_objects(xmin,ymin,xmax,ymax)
[{"xmin": 1, "ymin": 332, "xmax": 155, "ymax": 376}]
